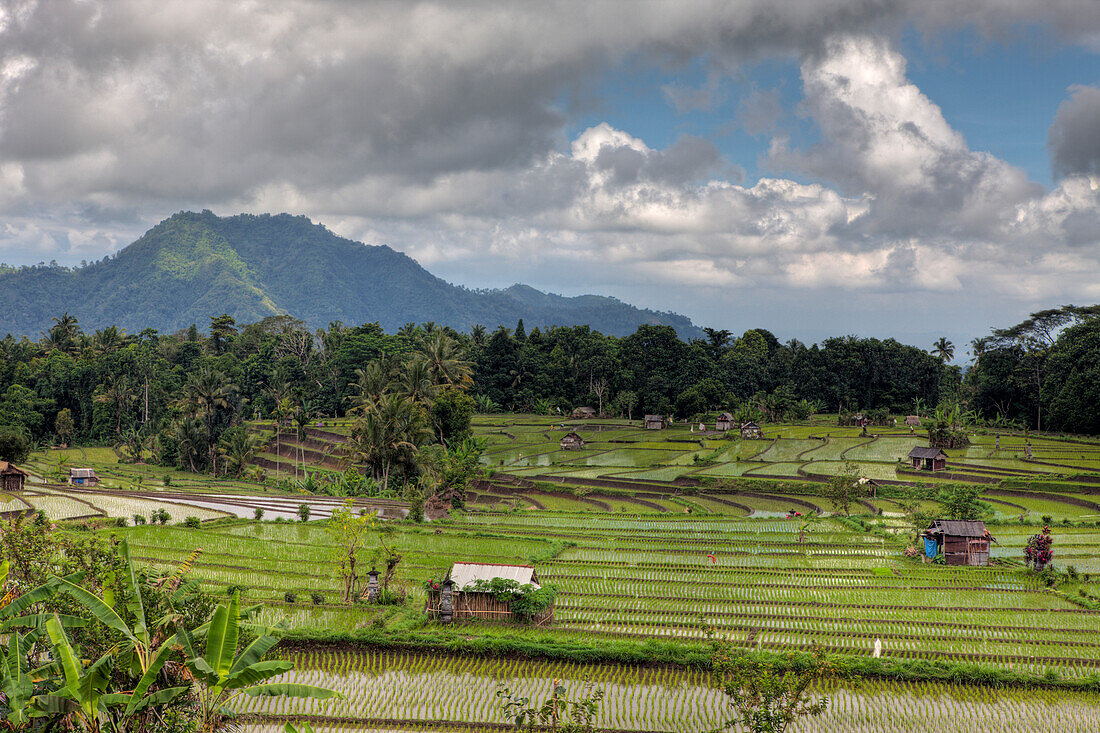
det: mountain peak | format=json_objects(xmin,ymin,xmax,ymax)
[{"xmin": 0, "ymin": 212, "xmax": 701, "ymax": 339}]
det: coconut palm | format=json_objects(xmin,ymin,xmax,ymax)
[
  {"xmin": 931, "ymin": 337, "xmax": 954, "ymax": 363},
  {"xmin": 343, "ymin": 394, "xmax": 431, "ymax": 492},
  {"xmin": 347, "ymin": 361, "xmax": 393, "ymax": 415},
  {"xmin": 470, "ymin": 324, "xmax": 487, "ymax": 347},
  {"xmin": 94, "ymin": 374, "xmax": 137, "ymax": 434},
  {"xmin": 178, "ymin": 368, "xmax": 239, "ymax": 473},
  {"xmin": 398, "ymin": 357, "xmax": 439, "ymax": 405},
  {"xmin": 220, "ymin": 428, "xmax": 262, "ymax": 477},
  {"xmin": 43, "ymin": 312, "xmax": 82, "ymax": 353},
  {"xmin": 420, "ymin": 331, "xmax": 473, "ymax": 389}
]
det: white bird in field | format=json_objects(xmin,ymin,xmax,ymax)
[{"xmin": 873, "ymin": 638, "xmax": 882, "ymax": 658}]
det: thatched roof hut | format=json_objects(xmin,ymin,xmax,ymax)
[
  {"xmin": 560, "ymin": 432, "xmax": 585, "ymax": 450},
  {"xmin": 740, "ymin": 421, "xmax": 763, "ymax": 439},
  {"xmin": 923, "ymin": 520, "xmax": 994, "ymax": 566},
  {"xmin": 571, "ymin": 406, "xmax": 597, "ymax": 419},
  {"xmin": 715, "ymin": 412, "xmax": 735, "ymax": 431},
  {"xmin": 908, "ymin": 447, "xmax": 947, "ymax": 472},
  {"xmin": 0, "ymin": 461, "xmax": 27, "ymax": 493},
  {"xmin": 644, "ymin": 414, "xmax": 665, "ymax": 430},
  {"xmin": 68, "ymin": 467, "xmax": 99, "ymax": 486}
]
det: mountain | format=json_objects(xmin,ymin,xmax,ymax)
[{"xmin": 0, "ymin": 211, "xmax": 702, "ymax": 339}]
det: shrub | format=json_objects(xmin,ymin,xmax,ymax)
[
  {"xmin": 33, "ymin": 511, "xmax": 48, "ymax": 527},
  {"xmin": 151, "ymin": 508, "xmax": 171, "ymax": 525},
  {"xmin": 163, "ymin": 474, "xmax": 172, "ymax": 486},
  {"xmin": 310, "ymin": 592, "xmax": 324, "ymax": 605},
  {"xmin": 183, "ymin": 516, "xmax": 201, "ymax": 529},
  {"xmin": 298, "ymin": 503, "xmax": 311, "ymax": 522},
  {"xmin": 115, "ymin": 517, "xmax": 127, "ymax": 528},
  {"xmin": 132, "ymin": 514, "xmax": 147, "ymax": 525},
  {"xmin": 225, "ymin": 584, "xmax": 249, "ymax": 597},
  {"xmin": 283, "ymin": 592, "xmax": 298, "ymax": 604},
  {"xmin": 253, "ymin": 507, "xmax": 264, "ymax": 521}
]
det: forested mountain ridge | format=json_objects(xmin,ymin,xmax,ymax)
[{"xmin": 0, "ymin": 211, "xmax": 701, "ymax": 339}]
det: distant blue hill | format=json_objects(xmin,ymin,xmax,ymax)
[{"xmin": 0, "ymin": 211, "xmax": 701, "ymax": 339}]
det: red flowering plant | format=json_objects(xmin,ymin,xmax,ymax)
[{"xmin": 1024, "ymin": 526, "xmax": 1054, "ymax": 569}]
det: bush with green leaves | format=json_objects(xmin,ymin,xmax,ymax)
[
  {"xmin": 183, "ymin": 516, "xmax": 201, "ymax": 528},
  {"xmin": 465, "ymin": 577, "xmax": 557, "ymax": 621},
  {"xmin": 298, "ymin": 503, "xmax": 311, "ymax": 522}
]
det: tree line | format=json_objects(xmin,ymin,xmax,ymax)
[{"xmin": 2, "ymin": 304, "xmax": 1099, "ymax": 468}]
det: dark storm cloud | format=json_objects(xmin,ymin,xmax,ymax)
[{"xmin": 1049, "ymin": 85, "xmax": 1100, "ymax": 179}]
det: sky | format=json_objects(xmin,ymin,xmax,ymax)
[{"xmin": 1, "ymin": 1, "xmax": 1099, "ymax": 356}]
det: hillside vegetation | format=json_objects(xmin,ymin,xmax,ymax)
[{"xmin": 0, "ymin": 210, "xmax": 700, "ymax": 339}]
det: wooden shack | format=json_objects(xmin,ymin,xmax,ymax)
[
  {"xmin": 571, "ymin": 406, "xmax": 596, "ymax": 419},
  {"xmin": 560, "ymin": 432, "xmax": 584, "ymax": 450},
  {"xmin": 905, "ymin": 415, "xmax": 921, "ymax": 427},
  {"xmin": 923, "ymin": 520, "xmax": 994, "ymax": 566},
  {"xmin": 908, "ymin": 446, "xmax": 947, "ymax": 472},
  {"xmin": 0, "ymin": 462, "xmax": 27, "ymax": 492},
  {"xmin": 644, "ymin": 414, "xmax": 665, "ymax": 430},
  {"xmin": 715, "ymin": 412, "xmax": 735, "ymax": 431},
  {"xmin": 740, "ymin": 421, "xmax": 764, "ymax": 439},
  {"xmin": 68, "ymin": 468, "xmax": 99, "ymax": 487},
  {"xmin": 427, "ymin": 562, "xmax": 552, "ymax": 624}
]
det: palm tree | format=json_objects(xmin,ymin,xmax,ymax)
[
  {"xmin": 420, "ymin": 331, "xmax": 473, "ymax": 389},
  {"xmin": 470, "ymin": 324, "xmax": 487, "ymax": 347},
  {"xmin": 94, "ymin": 374, "xmax": 137, "ymax": 434},
  {"xmin": 91, "ymin": 325, "xmax": 127, "ymax": 354},
  {"xmin": 178, "ymin": 368, "xmax": 239, "ymax": 473},
  {"xmin": 43, "ymin": 312, "xmax": 81, "ymax": 353},
  {"xmin": 347, "ymin": 361, "xmax": 393, "ymax": 415},
  {"xmin": 343, "ymin": 394, "xmax": 431, "ymax": 492},
  {"xmin": 220, "ymin": 428, "xmax": 262, "ymax": 477},
  {"xmin": 398, "ymin": 357, "xmax": 439, "ymax": 405},
  {"xmin": 931, "ymin": 337, "xmax": 955, "ymax": 363}
]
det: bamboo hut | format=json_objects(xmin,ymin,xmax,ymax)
[
  {"xmin": 740, "ymin": 421, "xmax": 764, "ymax": 439},
  {"xmin": 559, "ymin": 432, "xmax": 585, "ymax": 450},
  {"xmin": 0, "ymin": 462, "xmax": 26, "ymax": 493},
  {"xmin": 908, "ymin": 447, "xmax": 948, "ymax": 472},
  {"xmin": 923, "ymin": 520, "xmax": 994, "ymax": 566},
  {"xmin": 571, "ymin": 407, "xmax": 597, "ymax": 419},
  {"xmin": 68, "ymin": 468, "xmax": 99, "ymax": 486},
  {"xmin": 644, "ymin": 414, "xmax": 665, "ymax": 430},
  {"xmin": 715, "ymin": 412, "xmax": 735, "ymax": 431},
  {"xmin": 426, "ymin": 562, "xmax": 553, "ymax": 624}
]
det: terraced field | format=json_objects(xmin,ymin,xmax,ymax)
[{"xmin": 13, "ymin": 414, "xmax": 1100, "ymax": 729}]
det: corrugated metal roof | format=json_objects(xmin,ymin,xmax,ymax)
[
  {"xmin": 450, "ymin": 562, "xmax": 538, "ymax": 590},
  {"xmin": 69, "ymin": 468, "xmax": 97, "ymax": 478},
  {"xmin": 927, "ymin": 520, "xmax": 988, "ymax": 537},
  {"xmin": 909, "ymin": 447, "xmax": 947, "ymax": 459}
]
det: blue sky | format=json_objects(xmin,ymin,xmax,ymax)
[{"xmin": 1, "ymin": 2, "xmax": 1098, "ymax": 353}]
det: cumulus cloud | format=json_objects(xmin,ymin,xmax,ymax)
[
  {"xmin": 1049, "ymin": 85, "xmax": 1100, "ymax": 179},
  {"xmin": 1, "ymin": 1, "xmax": 1099, "ymax": 342}
]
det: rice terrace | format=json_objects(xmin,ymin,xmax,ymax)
[
  {"xmin": 5, "ymin": 0, "xmax": 1100, "ymax": 730},
  {"xmin": 5, "ymin": 340, "xmax": 1100, "ymax": 733}
]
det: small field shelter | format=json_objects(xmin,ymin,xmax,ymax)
[
  {"xmin": 923, "ymin": 520, "xmax": 994, "ymax": 566},
  {"xmin": 68, "ymin": 468, "xmax": 99, "ymax": 486},
  {"xmin": 908, "ymin": 447, "xmax": 948, "ymax": 472},
  {"xmin": 644, "ymin": 414, "xmax": 665, "ymax": 430},
  {"xmin": 715, "ymin": 412, "xmax": 735, "ymax": 431},
  {"xmin": 427, "ymin": 562, "xmax": 552, "ymax": 624},
  {"xmin": 0, "ymin": 462, "xmax": 27, "ymax": 492},
  {"xmin": 559, "ymin": 432, "xmax": 585, "ymax": 450},
  {"xmin": 740, "ymin": 421, "xmax": 764, "ymax": 439}
]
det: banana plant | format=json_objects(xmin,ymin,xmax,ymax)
[
  {"xmin": 1, "ymin": 631, "xmax": 37, "ymax": 729},
  {"xmin": 36, "ymin": 615, "xmax": 115, "ymax": 733},
  {"xmin": 176, "ymin": 591, "xmax": 340, "ymax": 732},
  {"xmin": 50, "ymin": 539, "xmax": 164, "ymax": 678}
]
